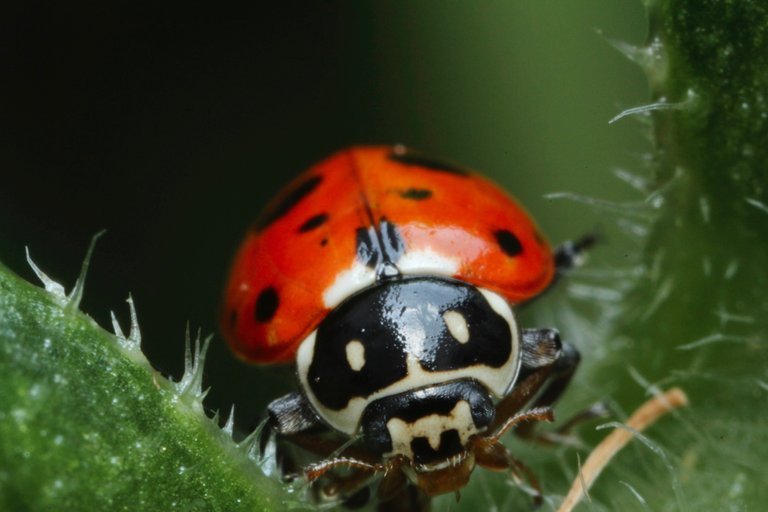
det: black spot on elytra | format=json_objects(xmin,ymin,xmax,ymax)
[
  {"xmin": 229, "ymin": 310, "xmax": 238, "ymax": 329},
  {"xmin": 495, "ymin": 229, "xmax": 523, "ymax": 257},
  {"xmin": 298, "ymin": 213, "xmax": 329, "ymax": 233},
  {"xmin": 388, "ymin": 146, "xmax": 469, "ymax": 176},
  {"xmin": 254, "ymin": 287, "xmax": 279, "ymax": 323},
  {"xmin": 320, "ymin": 238, "xmax": 328, "ymax": 247},
  {"xmin": 256, "ymin": 175, "xmax": 323, "ymax": 230},
  {"xmin": 399, "ymin": 188, "xmax": 433, "ymax": 200}
]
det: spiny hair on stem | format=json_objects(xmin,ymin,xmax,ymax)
[{"xmin": 25, "ymin": 230, "xmax": 105, "ymax": 310}]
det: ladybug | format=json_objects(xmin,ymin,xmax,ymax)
[{"xmin": 221, "ymin": 145, "xmax": 596, "ymax": 509}]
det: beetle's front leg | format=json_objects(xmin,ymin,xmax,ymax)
[
  {"xmin": 493, "ymin": 328, "xmax": 578, "ymax": 434},
  {"xmin": 520, "ymin": 330, "xmax": 580, "ymax": 410},
  {"xmin": 516, "ymin": 328, "xmax": 607, "ymax": 440},
  {"xmin": 265, "ymin": 391, "xmax": 323, "ymax": 436}
]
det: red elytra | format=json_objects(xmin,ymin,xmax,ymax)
[{"xmin": 221, "ymin": 146, "xmax": 555, "ymax": 364}]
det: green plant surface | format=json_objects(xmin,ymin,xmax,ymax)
[
  {"xmin": 551, "ymin": 1, "xmax": 768, "ymax": 510},
  {"xmin": 0, "ymin": 258, "xmax": 292, "ymax": 511},
  {"xmin": 636, "ymin": 0, "xmax": 768, "ymax": 505}
]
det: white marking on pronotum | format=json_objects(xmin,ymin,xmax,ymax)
[
  {"xmin": 443, "ymin": 310, "xmax": 470, "ymax": 344},
  {"xmin": 345, "ymin": 340, "xmax": 366, "ymax": 371},
  {"xmin": 386, "ymin": 400, "xmax": 477, "ymax": 458}
]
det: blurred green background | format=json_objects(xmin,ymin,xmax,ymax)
[{"xmin": 0, "ymin": 2, "xmax": 647, "ymax": 431}]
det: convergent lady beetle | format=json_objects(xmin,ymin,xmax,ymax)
[{"xmin": 222, "ymin": 146, "xmax": 595, "ymax": 510}]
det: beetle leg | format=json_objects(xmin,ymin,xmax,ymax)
[
  {"xmin": 527, "ymin": 341, "xmax": 580, "ymax": 409},
  {"xmin": 377, "ymin": 465, "xmax": 409, "ymax": 502},
  {"xmin": 266, "ymin": 391, "xmax": 322, "ymax": 435},
  {"xmin": 520, "ymin": 328, "xmax": 562, "ymax": 371},
  {"xmin": 507, "ymin": 452, "xmax": 545, "ymax": 508},
  {"xmin": 377, "ymin": 480, "xmax": 430, "ymax": 512},
  {"xmin": 492, "ymin": 363, "xmax": 556, "ymax": 432},
  {"xmin": 258, "ymin": 391, "xmax": 325, "ymax": 463},
  {"xmin": 492, "ymin": 330, "xmax": 572, "ymax": 430},
  {"xmin": 317, "ymin": 467, "xmax": 377, "ymax": 502},
  {"xmin": 284, "ymin": 431, "xmax": 379, "ymax": 466},
  {"xmin": 259, "ymin": 392, "xmax": 383, "ymax": 484},
  {"xmin": 375, "ymin": 458, "xmax": 430, "ymax": 512},
  {"xmin": 474, "ymin": 441, "xmax": 544, "ymax": 507},
  {"xmin": 515, "ymin": 342, "xmax": 581, "ymax": 439},
  {"xmin": 305, "ymin": 457, "xmax": 380, "ymax": 482},
  {"xmin": 270, "ymin": 430, "xmax": 400, "ymax": 506},
  {"xmin": 495, "ymin": 337, "xmax": 587, "ymax": 441}
]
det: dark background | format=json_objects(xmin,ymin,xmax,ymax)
[{"xmin": 0, "ymin": 2, "xmax": 646, "ymax": 427}]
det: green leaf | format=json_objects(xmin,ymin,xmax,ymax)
[{"xmin": 0, "ymin": 258, "xmax": 294, "ymax": 511}]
